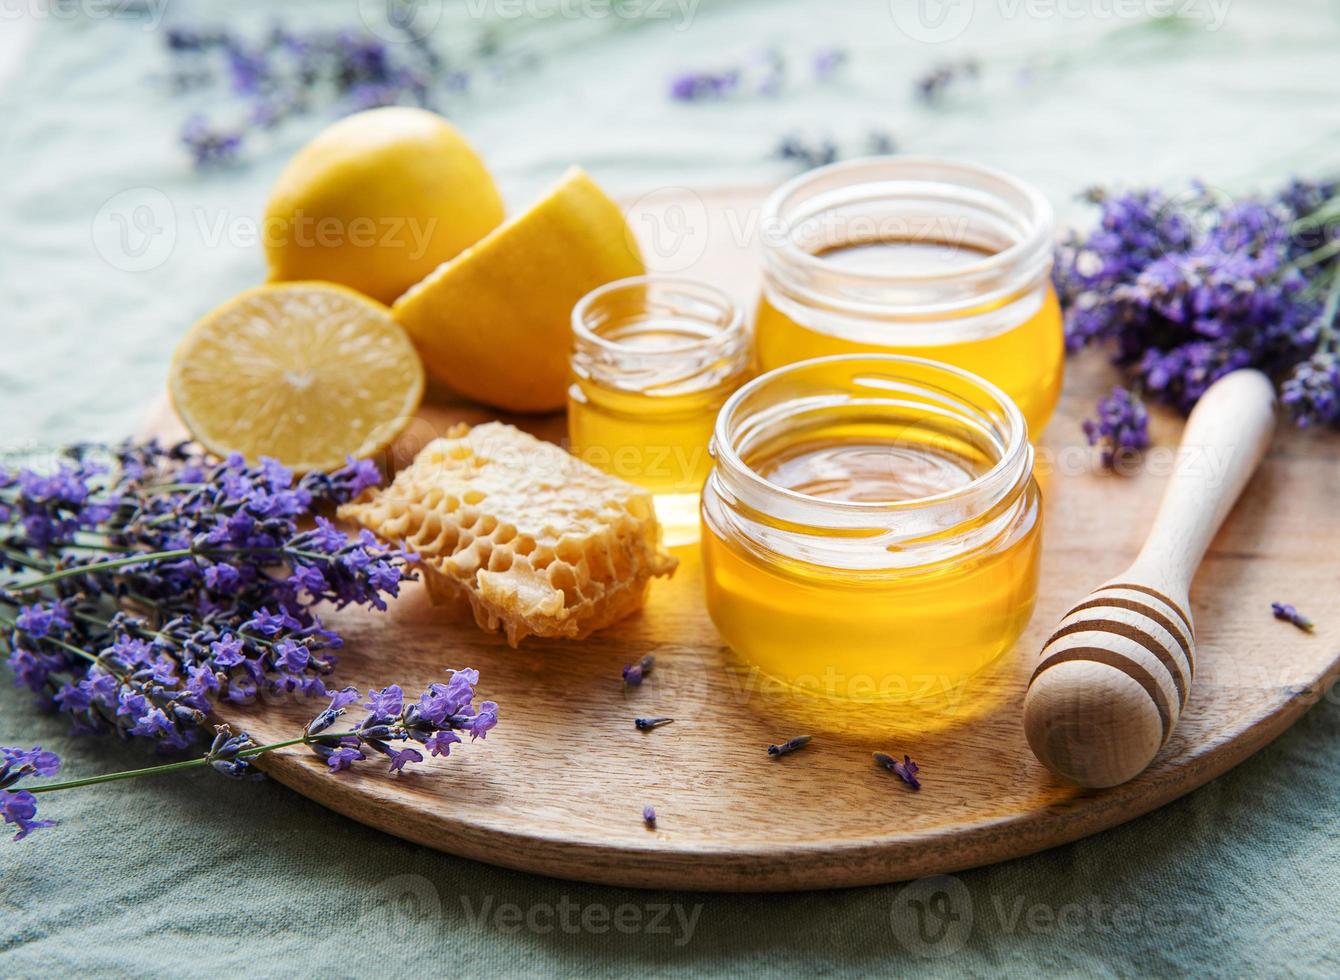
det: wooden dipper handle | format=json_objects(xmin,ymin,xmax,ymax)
[{"xmin": 1024, "ymin": 370, "xmax": 1277, "ymax": 788}]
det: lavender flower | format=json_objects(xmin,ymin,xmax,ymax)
[
  {"xmin": 305, "ymin": 672, "xmax": 496, "ymax": 775},
  {"xmin": 643, "ymin": 805, "xmax": 656, "ymax": 827},
  {"xmin": 1281, "ymin": 354, "xmax": 1340, "ymax": 428},
  {"xmin": 622, "ymin": 654, "xmax": 654, "ymax": 686},
  {"xmin": 767, "ymin": 735, "xmax": 811, "ymax": 757},
  {"xmin": 1083, "ymin": 386, "xmax": 1151, "ymax": 468},
  {"xmin": 874, "ymin": 752, "xmax": 921, "ymax": 790},
  {"xmin": 669, "ymin": 67, "xmax": 740, "ymax": 102},
  {"xmin": 915, "ymin": 59, "xmax": 979, "ymax": 105},
  {"xmin": 775, "ymin": 133, "xmax": 838, "ymax": 171},
  {"xmin": 1, "ymin": 441, "xmax": 413, "ymax": 756},
  {"xmin": 634, "ymin": 717, "xmax": 673, "ymax": 731},
  {"xmin": 775, "ymin": 129, "xmax": 896, "ymax": 172},
  {"xmin": 1056, "ymin": 179, "xmax": 1340, "ymax": 432},
  {"xmin": 0, "ymin": 746, "xmax": 59, "ymax": 840},
  {"xmin": 1272, "ymin": 602, "xmax": 1315, "ymax": 633},
  {"xmin": 671, "ymin": 47, "xmax": 844, "ymax": 103},
  {"xmin": 812, "ymin": 48, "xmax": 847, "ymax": 80},
  {"xmin": 163, "ymin": 21, "xmax": 470, "ymax": 168}
]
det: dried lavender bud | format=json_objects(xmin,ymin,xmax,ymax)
[
  {"xmin": 767, "ymin": 735, "xmax": 811, "ymax": 757},
  {"xmin": 622, "ymin": 655, "xmax": 654, "ymax": 686},
  {"xmin": 874, "ymin": 752, "xmax": 921, "ymax": 790},
  {"xmin": 1272, "ymin": 602, "xmax": 1315, "ymax": 633},
  {"xmin": 634, "ymin": 717, "xmax": 674, "ymax": 731},
  {"xmin": 643, "ymin": 805, "xmax": 657, "ymax": 827}
]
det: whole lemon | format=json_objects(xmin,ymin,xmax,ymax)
[{"xmin": 263, "ymin": 107, "xmax": 504, "ymax": 305}]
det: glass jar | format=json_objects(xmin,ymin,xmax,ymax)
[
  {"xmin": 568, "ymin": 275, "xmax": 752, "ymax": 546},
  {"xmin": 701, "ymin": 354, "xmax": 1042, "ymax": 702},
  {"xmin": 755, "ymin": 157, "xmax": 1063, "ymax": 435}
]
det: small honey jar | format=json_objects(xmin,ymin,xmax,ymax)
[
  {"xmin": 568, "ymin": 276, "xmax": 752, "ymax": 545},
  {"xmin": 701, "ymin": 354, "xmax": 1042, "ymax": 701},
  {"xmin": 754, "ymin": 157, "xmax": 1063, "ymax": 434}
]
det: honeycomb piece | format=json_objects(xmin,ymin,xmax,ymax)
[{"xmin": 338, "ymin": 422, "xmax": 677, "ymax": 645}]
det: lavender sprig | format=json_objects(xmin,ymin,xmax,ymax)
[
  {"xmin": 1, "ymin": 441, "xmax": 416, "ymax": 758},
  {"xmin": 1056, "ymin": 178, "xmax": 1340, "ymax": 438},
  {"xmin": 634, "ymin": 716, "xmax": 674, "ymax": 731},
  {"xmin": 4, "ymin": 673, "xmax": 497, "ymax": 841}
]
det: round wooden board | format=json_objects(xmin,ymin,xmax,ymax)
[{"xmin": 140, "ymin": 186, "xmax": 1340, "ymax": 892}]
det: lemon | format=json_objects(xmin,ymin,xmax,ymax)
[
  {"xmin": 393, "ymin": 166, "xmax": 644, "ymax": 414},
  {"xmin": 263, "ymin": 107, "xmax": 504, "ymax": 305},
  {"xmin": 169, "ymin": 282, "xmax": 425, "ymax": 472}
]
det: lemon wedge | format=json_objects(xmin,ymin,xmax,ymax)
[
  {"xmin": 393, "ymin": 166, "xmax": 644, "ymax": 413},
  {"xmin": 169, "ymin": 282, "xmax": 425, "ymax": 472},
  {"xmin": 263, "ymin": 107, "xmax": 504, "ymax": 305}
]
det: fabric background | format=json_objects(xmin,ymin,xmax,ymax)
[{"xmin": 2, "ymin": 1, "xmax": 1338, "ymax": 975}]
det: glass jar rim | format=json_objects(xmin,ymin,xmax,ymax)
[
  {"xmin": 571, "ymin": 274, "xmax": 746, "ymax": 358},
  {"xmin": 758, "ymin": 156, "xmax": 1055, "ymax": 330},
  {"xmin": 711, "ymin": 353, "xmax": 1031, "ymax": 519}
]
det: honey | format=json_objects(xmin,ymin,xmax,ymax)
[
  {"xmin": 568, "ymin": 276, "xmax": 751, "ymax": 545},
  {"xmin": 755, "ymin": 157, "xmax": 1064, "ymax": 434},
  {"xmin": 701, "ymin": 355, "xmax": 1042, "ymax": 702}
]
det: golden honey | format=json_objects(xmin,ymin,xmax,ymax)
[
  {"xmin": 701, "ymin": 355, "xmax": 1042, "ymax": 702},
  {"xmin": 755, "ymin": 157, "xmax": 1064, "ymax": 434},
  {"xmin": 568, "ymin": 276, "xmax": 751, "ymax": 545}
]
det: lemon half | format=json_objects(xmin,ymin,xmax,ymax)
[
  {"xmin": 393, "ymin": 166, "xmax": 644, "ymax": 413},
  {"xmin": 169, "ymin": 282, "xmax": 425, "ymax": 472}
]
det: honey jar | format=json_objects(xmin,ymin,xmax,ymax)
[
  {"xmin": 755, "ymin": 157, "xmax": 1063, "ymax": 434},
  {"xmin": 568, "ymin": 276, "xmax": 752, "ymax": 545},
  {"xmin": 701, "ymin": 354, "xmax": 1042, "ymax": 701}
]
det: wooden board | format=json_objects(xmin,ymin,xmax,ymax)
[{"xmin": 141, "ymin": 187, "xmax": 1340, "ymax": 892}]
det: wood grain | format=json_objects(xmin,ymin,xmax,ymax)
[{"xmin": 139, "ymin": 186, "xmax": 1340, "ymax": 892}]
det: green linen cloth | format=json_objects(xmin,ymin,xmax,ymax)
[{"xmin": 2, "ymin": 2, "xmax": 1339, "ymax": 975}]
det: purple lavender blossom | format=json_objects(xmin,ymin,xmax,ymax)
[
  {"xmin": 1082, "ymin": 386, "xmax": 1151, "ymax": 469},
  {"xmin": 163, "ymin": 22, "xmax": 466, "ymax": 168},
  {"xmin": 1272, "ymin": 602, "xmax": 1315, "ymax": 633},
  {"xmin": 1, "ymin": 441, "xmax": 411, "ymax": 755},
  {"xmin": 622, "ymin": 654, "xmax": 654, "ymax": 686},
  {"xmin": 915, "ymin": 59, "xmax": 979, "ymax": 104},
  {"xmin": 0, "ymin": 745, "xmax": 60, "ymax": 840},
  {"xmin": 1056, "ymin": 179, "xmax": 1340, "ymax": 430},
  {"xmin": 643, "ymin": 805, "xmax": 656, "ymax": 827},
  {"xmin": 1281, "ymin": 354, "xmax": 1340, "ymax": 428},
  {"xmin": 635, "ymin": 717, "xmax": 674, "ymax": 732},
  {"xmin": 669, "ymin": 68, "xmax": 740, "ymax": 102},
  {"xmin": 874, "ymin": 752, "xmax": 921, "ymax": 790},
  {"xmin": 812, "ymin": 48, "xmax": 847, "ymax": 80}
]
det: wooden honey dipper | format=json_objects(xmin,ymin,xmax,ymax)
[{"xmin": 1023, "ymin": 369, "xmax": 1277, "ymax": 788}]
